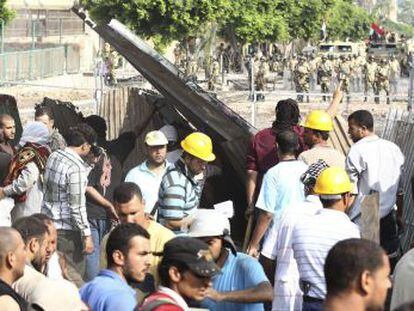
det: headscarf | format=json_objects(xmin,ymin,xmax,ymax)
[
  {"xmin": 300, "ymin": 159, "xmax": 329, "ymax": 189},
  {"xmin": 18, "ymin": 121, "xmax": 50, "ymax": 147},
  {"xmin": 4, "ymin": 122, "xmax": 51, "ymax": 202},
  {"xmin": 272, "ymin": 98, "xmax": 300, "ymax": 132}
]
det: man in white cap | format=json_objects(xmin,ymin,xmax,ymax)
[
  {"xmin": 125, "ymin": 130, "xmax": 170, "ymax": 214},
  {"xmin": 189, "ymin": 209, "xmax": 273, "ymax": 311}
]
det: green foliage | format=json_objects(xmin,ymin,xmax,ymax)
[
  {"xmin": 383, "ymin": 20, "xmax": 414, "ymax": 38},
  {"xmin": 326, "ymin": 0, "xmax": 373, "ymax": 41},
  {"xmin": 82, "ymin": 0, "xmax": 230, "ymax": 49},
  {"xmin": 0, "ymin": 0, "xmax": 15, "ymax": 24},
  {"xmin": 221, "ymin": 0, "xmax": 288, "ymax": 43},
  {"xmin": 82, "ymin": 0, "xmax": 373, "ymax": 46}
]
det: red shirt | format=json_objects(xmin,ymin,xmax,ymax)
[{"xmin": 246, "ymin": 125, "xmax": 305, "ymax": 196}]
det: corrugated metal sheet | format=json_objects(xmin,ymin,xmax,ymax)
[
  {"xmin": 382, "ymin": 108, "xmax": 414, "ymax": 253},
  {"xmin": 98, "ymin": 87, "xmax": 164, "ymax": 176}
]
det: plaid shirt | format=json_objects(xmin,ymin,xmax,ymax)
[{"xmin": 41, "ymin": 148, "xmax": 91, "ymax": 236}]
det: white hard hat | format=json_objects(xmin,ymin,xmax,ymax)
[
  {"xmin": 159, "ymin": 124, "xmax": 178, "ymax": 142},
  {"xmin": 188, "ymin": 209, "xmax": 231, "ymax": 238}
]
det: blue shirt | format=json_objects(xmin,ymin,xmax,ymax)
[
  {"xmin": 125, "ymin": 160, "xmax": 170, "ymax": 213},
  {"xmin": 256, "ymin": 160, "xmax": 307, "ymax": 229},
  {"xmin": 200, "ymin": 251, "xmax": 269, "ymax": 311},
  {"xmin": 80, "ymin": 269, "xmax": 137, "ymax": 311}
]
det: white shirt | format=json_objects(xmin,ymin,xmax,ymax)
[
  {"xmin": 262, "ymin": 195, "xmax": 322, "ymax": 311},
  {"xmin": 345, "ymin": 135, "xmax": 404, "ymax": 221},
  {"xmin": 45, "ymin": 252, "xmax": 64, "ymax": 280},
  {"xmin": 256, "ymin": 160, "xmax": 308, "ymax": 241},
  {"xmin": 125, "ymin": 160, "xmax": 170, "ymax": 213},
  {"xmin": 292, "ymin": 208, "xmax": 360, "ymax": 299}
]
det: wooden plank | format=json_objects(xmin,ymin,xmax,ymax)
[{"xmin": 360, "ymin": 192, "xmax": 380, "ymax": 244}]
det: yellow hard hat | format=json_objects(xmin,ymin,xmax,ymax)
[
  {"xmin": 181, "ymin": 132, "xmax": 216, "ymax": 162},
  {"xmin": 303, "ymin": 110, "xmax": 333, "ymax": 131},
  {"xmin": 314, "ymin": 167, "xmax": 352, "ymax": 195}
]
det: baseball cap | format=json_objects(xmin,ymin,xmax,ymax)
[
  {"xmin": 162, "ymin": 237, "xmax": 220, "ymax": 278},
  {"xmin": 145, "ymin": 130, "xmax": 168, "ymax": 146}
]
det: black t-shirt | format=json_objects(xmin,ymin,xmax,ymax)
[
  {"xmin": 86, "ymin": 154, "xmax": 122, "ymax": 220},
  {"xmin": 0, "ymin": 152, "xmax": 11, "ymax": 186},
  {"xmin": 0, "ymin": 278, "xmax": 28, "ymax": 311}
]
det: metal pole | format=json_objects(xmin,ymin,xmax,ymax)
[
  {"xmin": 59, "ymin": 18, "xmax": 63, "ymax": 45},
  {"xmin": 220, "ymin": 53, "xmax": 224, "ymax": 86},
  {"xmin": 0, "ymin": 19, "xmax": 4, "ymax": 54},
  {"xmin": 409, "ymin": 57, "xmax": 414, "ymax": 111},
  {"xmin": 407, "ymin": 66, "xmax": 414, "ymax": 111}
]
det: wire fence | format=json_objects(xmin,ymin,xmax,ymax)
[{"xmin": 0, "ymin": 46, "xmax": 80, "ymax": 82}]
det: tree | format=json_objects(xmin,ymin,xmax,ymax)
[
  {"xmin": 82, "ymin": 0, "xmax": 231, "ymax": 51},
  {"xmin": 0, "ymin": 0, "xmax": 14, "ymax": 24},
  {"xmin": 221, "ymin": 0, "xmax": 288, "ymax": 44},
  {"xmin": 325, "ymin": 0, "xmax": 373, "ymax": 41}
]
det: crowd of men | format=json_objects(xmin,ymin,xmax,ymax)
[{"xmin": 0, "ymin": 84, "xmax": 413, "ymax": 311}]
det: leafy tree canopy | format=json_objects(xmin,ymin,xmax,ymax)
[
  {"xmin": 326, "ymin": 0, "xmax": 373, "ymax": 41},
  {"xmin": 82, "ymin": 0, "xmax": 373, "ymax": 47},
  {"xmin": 0, "ymin": 0, "xmax": 15, "ymax": 24}
]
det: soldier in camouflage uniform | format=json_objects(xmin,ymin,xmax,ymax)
[
  {"xmin": 308, "ymin": 53, "xmax": 319, "ymax": 91},
  {"xmin": 173, "ymin": 43, "xmax": 183, "ymax": 68},
  {"xmin": 294, "ymin": 56, "xmax": 310, "ymax": 102},
  {"xmin": 256, "ymin": 57, "xmax": 269, "ymax": 100},
  {"xmin": 363, "ymin": 55, "xmax": 377, "ymax": 102},
  {"xmin": 338, "ymin": 55, "xmax": 352, "ymax": 102},
  {"xmin": 289, "ymin": 54, "xmax": 298, "ymax": 90},
  {"xmin": 318, "ymin": 55, "xmax": 333, "ymax": 101},
  {"xmin": 388, "ymin": 54, "xmax": 400, "ymax": 96},
  {"xmin": 208, "ymin": 58, "xmax": 220, "ymax": 91},
  {"xmin": 375, "ymin": 58, "xmax": 390, "ymax": 105}
]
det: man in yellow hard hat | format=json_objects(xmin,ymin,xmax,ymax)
[
  {"xmin": 298, "ymin": 110, "xmax": 345, "ymax": 168},
  {"xmin": 157, "ymin": 132, "xmax": 216, "ymax": 234},
  {"xmin": 291, "ymin": 167, "xmax": 360, "ymax": 311}
]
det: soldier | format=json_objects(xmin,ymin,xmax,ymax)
[
  {"xmin": 363, "ymin": 55, "xmax": 377, "ymax": 102},
  {"xmin": 186, "ymin": 56, "xmax": 198, "ymax": 79},
  {"xmin": 173, "ymin": 43, "xmax": 182, "ymax": 68},
  {"xmin": 102, "ymin": 43, "xmax": 116, "ymax": 86},
  {"xmin": 208, "ymin": 58, "xmax": 220, "ymax": 91},
  {"xmin": 389, "ymin": 54, "xmax": 400, "ymax": 97},
  {"xmin": 294, "ymin": 56, "xmax": 310, "ymax": 102},
  {"xmin": 375, "ymin": 58, "xmax": 391, "ymax": 105},
  {"xmin": 256, "ymin": 57, "xmax": 269, "ymax": 100},
  {"xmin": 289, "ymin": 54, "xmax": 298, "ymax": 90},
  {"xmin": 308, "ymin": 53, "xmax": 319, "ymax": 91},
  {"xmin": 318, "ymin": 55, "xmax": 333, "ymax": 101},
  {"xmin": 338, "ymin": 55, "xmax": 352, "ymax": 102}
]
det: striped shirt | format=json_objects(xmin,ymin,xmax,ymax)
[
  {"xmin": 157, "ymin": 159, "xmax": 201, "ymax": 234},
  {"xmin": 291, "ymin": 208, "xmax": 360, "ymax": 299},
  {"xmin": 261, "ymin": 195, "xmax": 322, "ymax": 311},
  {"xmin": 41, "ymin": 148, "xmax": 91, "ymax": 236}
]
